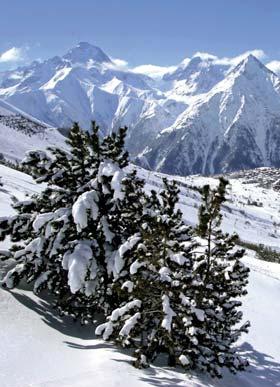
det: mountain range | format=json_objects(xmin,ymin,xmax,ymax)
[{"xmin": 0, "ymin": 42, "xmax": 280, "ymax": 175}]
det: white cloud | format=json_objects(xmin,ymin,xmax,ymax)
[
  {"xmin": 108, "ymin": 57, "xmax": 177, "ymax": 79},
  {"xmin": 112, "ymin": 58, "xmax": 128, "ymax": 67},
  {"xmin": 207, "ymin": 49, "xmax": 267, "ymax": 67},
  {"xmin": 109, "ymin": 57, "xmax": 129, "ymax": 71},
  {"xmin": 192, "ymin": 52, "xmax": 218, "ymax": 61},
  {"xmin": 0, "ymin": 47, "xmax": 26, "ymax": 63},
  {"xmin": 132, "ymin": 64, "xmax": 177, "ymax": 79},
  {"xmin": 186, "ymin": 49, "xmax": 267, "ymax": 68},
  {"xmin": 181, "ymin": 57, "xmax": 190, "ymax": 66},
  {"xmin": 137, "ymin": 49, "xmax": 268, "ymax": 79},
  {"xmin": 266, "ymin": 60, "xmax": 280, "ymax": 75},
  {"xmin": 130, "ymin": 50, "xmax": 267, "ymax": 79}
]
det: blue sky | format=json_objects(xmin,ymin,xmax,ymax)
[{"xmin": 1, "ymin": 0, "xmax": 280, "ymax": 71}]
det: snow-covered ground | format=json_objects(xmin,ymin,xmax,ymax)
[
  {"xmin": 1, "ymin": 251, "xmax": 279, "ymax": 387},
  {"xmin": 0, "ymin": 164, "xmax": 280, "ymax": 386}
]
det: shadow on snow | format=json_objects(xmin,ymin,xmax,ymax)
[{"xmin": 7, "ymin": 288, "xmax": 280, "ymax": 387}]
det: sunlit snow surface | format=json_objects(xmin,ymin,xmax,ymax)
[{"xmin": 0, "ymin": 164, "xmax": 280, "ymax": 386}]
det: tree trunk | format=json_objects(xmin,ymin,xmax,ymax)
[{"xmin": 168, "ymin": 351, "xmax": 176, "ymax": 367}]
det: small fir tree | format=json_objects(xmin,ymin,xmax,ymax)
[
  {"xmin": 0, "ymin": 122, "xmax": 136, "ymax": 321},
  {"xmin": 96, "ymin": 179, "xmax": 198, "ymax": 368},
  {"xmin": 189, "ymin": 177, "xmax": 250, "ymax": 376},
  {"xmin": 96, "ymin": 178, "xmax": 250, "ymax": 376}
]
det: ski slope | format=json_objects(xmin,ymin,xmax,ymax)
[{"xmin": 0, "ymin": 165, "xmax": 280, "ymax": 387}]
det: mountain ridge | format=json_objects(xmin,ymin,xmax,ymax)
[
  {"xmin": 0, "ymin": 43, "xmax": 280, "ymax": 174},
  {"xmin": 143, "ymin": 54, "xmax": 280, "ymax": 175}
]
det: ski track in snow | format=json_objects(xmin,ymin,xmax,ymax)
[{"xmin": 0, "ymin": 165, "xmax": 279, "ymax": 386}]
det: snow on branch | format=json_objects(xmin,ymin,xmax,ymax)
[{"xmin": 72, "ymin": 190, "xmax": 99, "ymax": 231}]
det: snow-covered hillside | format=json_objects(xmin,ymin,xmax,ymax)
[
  {"xmin": 1, "ymin": 164, "xmax": 279, "ymax": 251},
  {"xmin": 1, "ymin": 43, "xmax": 280, "ymax": 173},
  {"xmin": 135, "ymin": 165, "xmax": 280, "ymax": 252},
  {"xmin": 0, "ymin": 99, "xmax": 66, "ymax": 161},
  {"xmin": 0, "ymin": 164, "xmax": 279, "ymax": 387}
]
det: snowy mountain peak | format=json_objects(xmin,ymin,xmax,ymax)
[
  {"xmin": 63, "ymin": 42, "xmax": 112, "ymax": 64},
  {"xmin": 180, "ymin": 56, "xmax": 204, "ymax": 73},
  {"xmin": 163, "ymin": 54, "xmax": 229, "ymax": 97},
  {"xmin": 144, "ymin": 52, "xmax": 280, "ymax": 176},
  {"xmin": 231, "ymin": 54, "xmax": 274, "ymax": 78},
  {"xmin": 163, "ymin": 56, "xmax": 202, "ymax": 81},
  {"xmin": 164, "ymin": 53, "xmax": 229, "ymax": 83}
]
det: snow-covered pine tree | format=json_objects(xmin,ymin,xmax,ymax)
[
  {"xmin": 96, "ymin": 177, "xmax": 250, "ymax": 376},
  {"xmin": 0, "ymin": 122, "xmax": 140, "ymax": 321},
  {"xmin": 0, "ymin": 123, "xmax": 104, "ymax": 321},
  {"xmin": 95, "ymin": 178, "xmax": 198, "ymax": 368},
  {"xmin": 117, "ymin": 170, "xmax": 146, "ymax": 236},
  {"xmin": 189, "ymin": 177, "xmax": 250, "ymax": 377}
]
